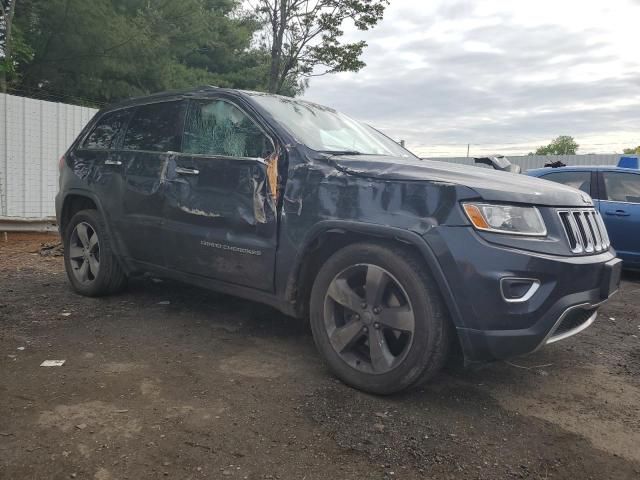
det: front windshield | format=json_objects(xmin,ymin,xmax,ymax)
[{"xmin": 251, "ymin": 95, "xmax": 415, "ymax": 158}]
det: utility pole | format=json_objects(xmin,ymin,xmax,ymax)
[{"xmin": 466, "ymin": 144, "xmax": 470, "ymax": 158}]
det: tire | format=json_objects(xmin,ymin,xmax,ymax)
[
  {"xmin": 309, "ymin": 241, "xmax": 450, "ymax": 395},
  {"xmin": 63, "ymin": 209, "xmax": 127, "ymax": 297}
]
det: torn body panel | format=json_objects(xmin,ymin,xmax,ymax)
[
  {"xmin": 265, "ymin": 150, "xmax": 280, "ymax": 201},
  {"xmin": 281, "ymin": 157, "xmax": 468, "ymax": 237},
  {"xmin": 162, "ymin": 154, "xmax": 277, "ymax": 291}
]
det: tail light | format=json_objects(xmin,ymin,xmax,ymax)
[{"xmin": 59, "ymin": 155, "xmax": 65, "ymax": 170}]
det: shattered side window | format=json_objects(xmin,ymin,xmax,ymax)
[
  {"xmin": 82, "ymin": 109, "xmax": 130, "ymax": 150},
  {"xmin": 183, "ymin": 99, "xmax": 270, "ymax": 158}
]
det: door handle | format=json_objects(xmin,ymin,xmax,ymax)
[
  {"xmin": 605, "ymin": 209, "xmax": 630, "ymax": 216},
  {"xmin": 175, "ymin": 166, "xmax": 199, "ymax": 175},
  {"xmin": 104, "ymin": 159, "xmax": 122, "ymax": 166}
]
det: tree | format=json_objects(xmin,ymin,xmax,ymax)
[
  {"xmin": 532, "ymin": 136, "xmax": 579, "ymax": 155},
  {"xmin": 623, "ymin": 146, "xmax": 640, "ymax": 154},
  {"xmin": 9, "ymin": 0, "xmax": 270, "ymax": 106},
  {"xmin": 0, "ymin": 0, "xmax": 32, "ymax": 92},
  {"xmin": 254, "ymin": 0, "xmax": 388, "ymax": 95},
  {"xmin": 0, "ymin": 0, "xmax": 16, "ymax": 92}
]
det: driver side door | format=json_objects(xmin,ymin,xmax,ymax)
[{"xmin": 162, "ymin": 97, "xmax": 280, "ymax": 291}]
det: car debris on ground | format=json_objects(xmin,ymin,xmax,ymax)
[{"xmin": 39, "ymin": 242, "xmax": 64, "ymax": 257}]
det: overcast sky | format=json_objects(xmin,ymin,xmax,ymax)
[{"xmin": 302, "ymin": 0, "xmax": 640, "ymax": 157}]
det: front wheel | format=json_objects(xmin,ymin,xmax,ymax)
[
  {"xmin": 309, "ymin": 242, "xmax": 451, "ymax": 395},
  {"xmin": 63, "ymin": 209, "xmax": 127, "ymax": 296}
]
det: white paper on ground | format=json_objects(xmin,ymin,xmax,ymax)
[{"xmin": 40, "ymin": 360, "xmax": 66, "ymax": 367}]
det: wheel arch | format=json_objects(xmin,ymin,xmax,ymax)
[
  {"xmin": 286, "ymin": 221, "xmax": 464, "ymax": 331},
  {"xmin": 59, "ymin": 190, "xmax": 128, "ymax": 266},
  {"xmin": 59, "ymin": 191, "xmax": 101, "ymax": 234}
]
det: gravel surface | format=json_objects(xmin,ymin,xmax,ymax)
[{"xmin": 1, "ymin": 233, "xmax": 639, "ymax": 479}]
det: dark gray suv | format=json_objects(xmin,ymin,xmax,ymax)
[{"xmin": 56, "ymin": 87, "xmax": 622, "ymax": 394}]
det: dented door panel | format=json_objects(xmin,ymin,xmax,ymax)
[
  {"xmin": 90, "ymin": 150, "xmax": 127, "ymax": 248},
  {"xmin": 115, "ymin": 99, "xmax": 185, "ymax": 265},
  {"xmin": 162, "ymin": 154, "xmax": 277, "ymax": 290},
  {"xmin": 117, "ymin": 150, "xmax": 170, "ymax": 265},
  {"xmin": 156, "ymin": 97, "xmax": 279, "ymax": 291}
]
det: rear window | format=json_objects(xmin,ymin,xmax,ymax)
[
  {"xmin": 122, "ymin": 101, "xmax": 184, "ymax": 152},
  {"xmin": 541, "ymin": 171, "xmax": 591, "ymax": 195},
  {"xmin": 82, "ymin": 110, "xmax": 130, "ymax": 150},
  {"xmin": 603, "ymin": 172, "xmax": 640, "ymax": 203}
]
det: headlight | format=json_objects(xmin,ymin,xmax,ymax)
[{"xmin": 462, "ymin": 203, "xmax": 547, "ymax": 236}]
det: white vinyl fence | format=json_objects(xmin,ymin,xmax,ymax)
[{"xmin": 0, "ymin": 93, "xmax": 97, "ymax": 220}]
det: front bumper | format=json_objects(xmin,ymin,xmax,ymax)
[
  {"xmin": 423, "ymin": 226, "xmax": 622, "ymax": 362},
  {"xmin": 543, "ymin": 304, "xmax": 599, "ymax": 346}
]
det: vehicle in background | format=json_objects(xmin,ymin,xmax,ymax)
[{"xmin": 527, "ymin": 156, "xmax": 640, "ymax": 269}]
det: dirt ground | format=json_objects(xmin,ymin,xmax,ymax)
[{"xmin": 1, "ymin": 232, "xmax": 640, "ymax": 480}]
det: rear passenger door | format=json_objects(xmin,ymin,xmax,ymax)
[
  {"xmin": 162, "ymin": 97, "xmax": 279, "ymax": 291},
  {"xmin": 117, "ymin": 100, "xmax": 186, "ymax": 265},
  {"xmin": 72, "ymin": 108, "xmax": 131, "ymax": 231},
  {"xmin": 598, "ymin": 171, "xmax": 640, "ymax": 266}
]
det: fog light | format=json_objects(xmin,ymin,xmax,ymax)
[{"xmin": 500, "ymin": 278, "xmax": 540, "ymax": 303}]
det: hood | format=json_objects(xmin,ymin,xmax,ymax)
[{"xmin": 328, "ymin": 155, "xmax": 591, "ymax": 207}]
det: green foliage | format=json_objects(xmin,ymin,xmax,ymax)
[
  {"xmin": 7, "ymin": 0, "xmax": 270, "ymax": 105},
  {"xmin": 532, "ymin": 136, "xmax": 579, "ymax": 155},
  {"xmin": 623, "ymin": 146, "xmax": 640, "ymax": 154},
  {"xmin": 1, "ymin": 0, "xmax": 24, "ymax": 92},
  {"xmin": 0, "ymin": 22, "xmax": 33, "ymax": 78},
  {"xmin": 2, "ymin": 0, "xmax": 388, "ymax": 102},
  {"xmin": 255, "ymin": 0, "xmax": 388, "ymax": 94}
]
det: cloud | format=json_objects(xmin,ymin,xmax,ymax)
[{"xmin": 303, "ymin": 0, "xmax": 640, "ymax": 155}]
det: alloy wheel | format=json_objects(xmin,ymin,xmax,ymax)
[
  {"xmin": 323, "ymin": 264, "xmax": 416, "ymax": 374},
  {"xmin": 68, "ymin": 222, "xmax": 100, "ymax": 285}
]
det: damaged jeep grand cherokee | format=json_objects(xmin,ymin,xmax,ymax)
[{"xmin": 56, "ymin": 87, "xmax": 622, "ymax": 394}]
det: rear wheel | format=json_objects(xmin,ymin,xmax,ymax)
[
  {"xmin": 64, "ymin": 209, "xmax": 127, "ymax": 296},
  {"xmin": 310, "ymin": 242, "xmax": 450, "ymax": 394}
]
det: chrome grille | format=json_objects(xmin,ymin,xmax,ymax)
[{"xmin": 557, "ymin": 208, "xmax": 610, "ymax": 254}]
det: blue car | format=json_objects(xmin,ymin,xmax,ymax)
[{"xmin": 527, "ymin": 156, "xmax": 640, "ymax": 269}]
